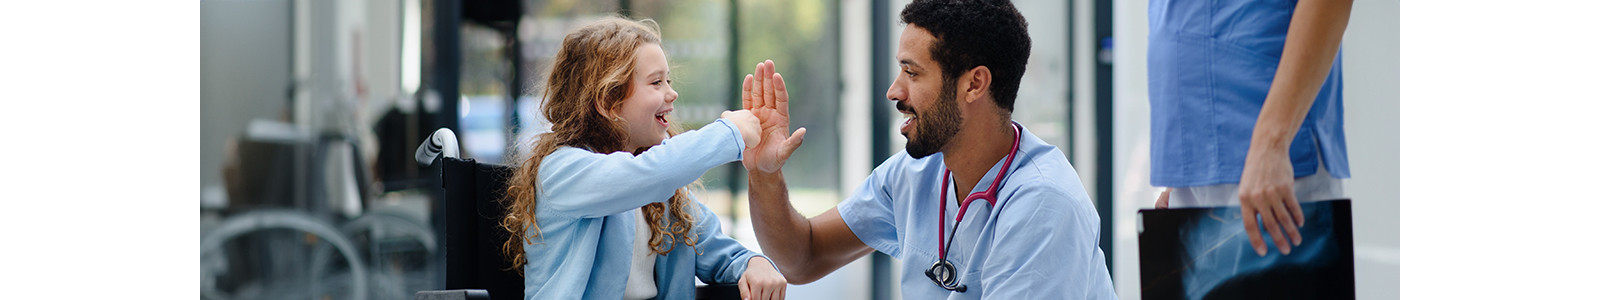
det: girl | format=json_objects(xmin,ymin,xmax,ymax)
[{"xmin": 499, "ymin": 17, "xmax": 787, "ymax": 300}]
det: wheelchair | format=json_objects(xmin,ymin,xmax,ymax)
[{"xmin": 412, "ymin": 128, "xmax": 742, "ymax": 300}]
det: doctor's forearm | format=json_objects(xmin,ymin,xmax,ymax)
[
  {"xmin": 746, "ymin": 170, "xmax": 818, "ymax": 281},
  {"xmin": 1251, "ymin": 0, "xmax": 1352, "ymax": 151}
]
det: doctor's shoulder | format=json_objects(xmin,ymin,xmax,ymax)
[{"xmin": 998, "ymin": 174, "xmax": 1097, "ymax": 221}]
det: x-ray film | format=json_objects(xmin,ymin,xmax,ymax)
[{"xmin": 1138, "ymin": 199, "xmax": 1355, "ymax": 300}]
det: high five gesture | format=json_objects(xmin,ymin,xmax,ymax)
[{"xmin": 740, "ymin": 60, "xmax": 807, "ymax": 173}]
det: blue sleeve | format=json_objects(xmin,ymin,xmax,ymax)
[
  {"xmin": 688, "ymin": 199, "xmax": 764, "ymax": 284},
  {"xmin": 537, "ymin": 119, "xmax": 747, "ymax": 218},
  {"xmin": 979, "ymin": 182, "xmax": 1113, "ymax": 299},
  {"xmin": 836, "ymin": 154, "xmax": 902, "ymax": 257}
]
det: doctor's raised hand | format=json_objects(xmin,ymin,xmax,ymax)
[{"xmin": 740, "ymin": 60, "xmax": 807, "ymax": 173}]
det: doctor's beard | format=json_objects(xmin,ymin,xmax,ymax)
[{"xmin": 903, "ymin": 81, "xmax": 963, "ymax": 159}]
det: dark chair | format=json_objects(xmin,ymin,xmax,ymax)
[
  {"xmin": 435, "ymin": 156, "xmax": 523, "ymax": 300},
  {"xmin": 413, "ymin": 129, "xmax": 742, "ymax": 300}
]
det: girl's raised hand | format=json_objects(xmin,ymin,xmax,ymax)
[{"xmin": 721, "ymin": 110, "xmax": 762, "ymax": 150}]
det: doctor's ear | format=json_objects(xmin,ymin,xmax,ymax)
[{"xmin": 962, "ymin": 66, "xmax": 992, "ymax": 104}]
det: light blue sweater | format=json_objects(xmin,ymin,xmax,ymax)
[{"xmin": 520, "ymin": 119, "xmax": 767, "ymax": 300}]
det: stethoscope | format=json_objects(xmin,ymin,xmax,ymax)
[{"xmin": 924, "ymin": 122, "xmax": 1022, "ymax": 293}]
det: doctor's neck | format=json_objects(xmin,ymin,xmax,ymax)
[{"xmin": 941, "ymin": 114, "xmax": 1017, "ymax": 199}]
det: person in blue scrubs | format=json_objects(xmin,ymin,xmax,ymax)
[
  {"xmin": 1147, "ymin": 0, "xmax": 1354, "ymax": 257},
  {"xmin": 735, "ymin": 1, "xmax": 1116, "ymax": 298},
  {"xmin": 498, "ymin": 17, "xmax": 787, "ymax": 300}
]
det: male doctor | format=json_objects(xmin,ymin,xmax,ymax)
[{"xmin": 736, "ymin": 0, "xmax": 1117, "ymax": 298}]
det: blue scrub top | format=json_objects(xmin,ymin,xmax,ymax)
[
  {"xmin": 837, "ymin": 123, "xmax": 1117, "ymax": 299},
  {"xmin": 1147, "ymin": 0, "xmax": 1350, "ymax": 187}
]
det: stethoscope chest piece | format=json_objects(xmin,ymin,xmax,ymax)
[
  {"xmin": 925, "ymin": 259, "xmax": 966, "ymax": 292},
  {"xmin": 928, "ymin": 259, "xmax": 956, "ymax": 284}
]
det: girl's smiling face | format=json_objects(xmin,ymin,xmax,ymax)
[{"xmin": 609, "ymin": 43, "xmax": 678, "ymax": 150}]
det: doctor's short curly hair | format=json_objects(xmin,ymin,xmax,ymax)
[{"xmin": 900, "ymin": 0, "xmax": 1032, "ymax": 112}]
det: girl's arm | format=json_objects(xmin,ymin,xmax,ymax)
[
  {"xmin": 687, "ymin": 199, "xmax": 765, "ymax": 284},
  {"xmin": 691, "ymin": 197, "xmax": 788, "ymax": 299},
  {"xmin": 536, "ymin": 118, "xmax": 747, "ymax": 218}
]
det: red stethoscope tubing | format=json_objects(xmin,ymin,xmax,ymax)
[{"xmin": 936, "ymin": 122, "xmax": 1022, "ymax": 259}]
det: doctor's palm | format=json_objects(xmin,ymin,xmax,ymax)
[{"xmin": 741, "ymin": 60, "xmax": 805, "ymax": 173}]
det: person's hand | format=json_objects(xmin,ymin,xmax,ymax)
[
  {"xmin": 1237, "ymin": 147, "xmax": 1304, "ymax": 256},
  {"xmin": 721, "ymin": 110, "xmax": 762, "ymax": 150},
  {"xmin": 738, "ymin": 256, "xmax": 787, "ymax": 300},
  {"xmin": 1155, "ymin": 188, "xmax": 1171, "ymax": 209},
  {"xmin": 740, "ymin": 60, "xmax": 806, "ymax": 173}
]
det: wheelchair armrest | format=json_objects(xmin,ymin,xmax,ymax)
[{"xmin": 415, "ymin": 289, "xmax": 491, "ymax": 300}]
